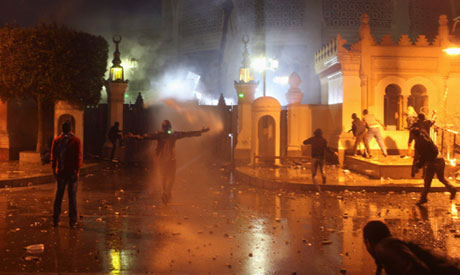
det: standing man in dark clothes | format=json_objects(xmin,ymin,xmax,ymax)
[
  {"xmin": 303, "ymin": 128, "xmax": 334, "ymax": 186},
  {"xmin": 410, "ymin": 127, "xmax": 456, "ymax": 205},
  {"xmin": 51, "ymin": 122, "xmax": 81, "ymax": 228},
  {"xmin": 363, "ymin": 220, "xmax": 460, "ymax": 275},
  {"xmin": 348, "ymin": 113, "xmax": 370, "ymax": 157},
  {"xmin": 130, "ymin": 120, "xmax": 209, "ymax": 203},
  {"xmin": 108, "ymin": 121, "xmax": 123, "ymax": 159}
]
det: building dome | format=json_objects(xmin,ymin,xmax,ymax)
[{"xmin": 252, "ymin": 96, "xmax": 281, "ymax": 111}]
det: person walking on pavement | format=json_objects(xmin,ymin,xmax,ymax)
[
  {"xmin": 303, "ymin": 128, "xmax": 335, "ymax": 187},
  {"xmin": 363, "ymin": 109, "xmax": 387, "ymax": 157},
  {"xmin": 363, "ymin": 220, "xmax": 460, "ymax": 275},
  {"xmin": 128, "ymin": 120, "xmax": 209, "ymax": 204},
  {"xmin": 108, "ymin": 121, "xmax": 123, "ymax": 160},
  {"xmin": 51, "ymin": 121, "xmax": 81, "ymax": 228},
  {"xmin": 348, "ymin": 113, "xmax": 370, "ymax": 157},
  {"xmin": 410, "ymin": 127, "xmax": 456, "ymax": 205}
]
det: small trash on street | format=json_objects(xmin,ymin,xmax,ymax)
[
  {"xmin": 321, "ymin": 239, "xmax": 332, "ymax": 245},
  {"xmin": 24, "ymin": 256, "xmax": 41, "ymax": 261},
  {"xmin": 25, "ymin": 244, "xmax": 44, "ymax": 254}
]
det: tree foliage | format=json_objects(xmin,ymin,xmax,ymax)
[
  {"xmin": 0, "ymin": 23, "xmax": 108, "ymax": 152},
  {"xmin": 0, "ymin": 23, "xmax": 108, "ymax": 107}
]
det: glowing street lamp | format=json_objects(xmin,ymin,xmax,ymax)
[
  {"xmin": 251, "ymin": 56, "xmax": 279, "ymax": 97},
  {"xmin": 443, "ymin": 47, "xmax": 460, "ymax": 55},
  {"xmin": 443, "ymin": 16, "xmax": 460, "ymax": 56},
  {"xmin": 109, "ymin": 35, "xmax": 125, "ymax": 82}
]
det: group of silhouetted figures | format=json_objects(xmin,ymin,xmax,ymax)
[{"xmin": 346, "ymin": 108, "xmax": 456, "ymax": 205}]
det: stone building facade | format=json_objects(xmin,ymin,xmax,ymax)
[
  {"xmin": 160, "ymin": 0, "xmax": 459, "ymax": 105},
  {"xmin": 315, "ymin": 13, "xmax": 460, "ymax": 162}
]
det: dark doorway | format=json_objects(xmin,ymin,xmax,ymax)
[
  {"xmin": 384, "ymin": 84, "xmax": 402, "ymax": 130},
  {"xmin": 258, "ymin": 115, "xmax": 275, "ymax": 164}
]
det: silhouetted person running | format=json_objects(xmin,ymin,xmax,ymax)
[
  {"xmin": 51, "ymin": 122, "xmax": 81, "ymax": 228},
  {"xmin": 133, "ymin": 120, "xmax": 209, "ymax": 203},
  {"xmin": 363, "ymin": 220, "xmax": 460, "ymax": 275},
  {"xmin": 410, "ymin": 127, "xmax": 456, "ymax": 205},
  {"xmin": 108, "ymin": 121, "xmax": 123, "ymax": 159},
  {"xmin": 303, "ymin": 128, "xmax": 334, "ymax": 187}
]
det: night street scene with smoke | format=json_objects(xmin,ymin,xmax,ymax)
[{"xmin": 2, "ymin": 0, "xmax": 460, "ymax": 274}]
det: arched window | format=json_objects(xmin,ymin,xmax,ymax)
[
  {"xmin": 408, "ymin": 84, "xmax": 428, "ymax": 114},
  {"xmin": 384, "ymin": 84, "xmax": 402, "ymax": 130}
]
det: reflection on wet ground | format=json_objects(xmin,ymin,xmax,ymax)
[
  {"xmin": 241, "ymin": 164, "xmax": 460, "ymax": 187},
  {"xmin": 0, "ymin": 161, "xmax": 459, "ymax": 274}
]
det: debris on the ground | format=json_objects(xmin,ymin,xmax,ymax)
[
  {"xmin": 25, "ymin": 244, "xmax": 44, "ymax": 254},
  {"xmin": 24, "ymin": 256, "xmax": 41, "ymax": 261}
]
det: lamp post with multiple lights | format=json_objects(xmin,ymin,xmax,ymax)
[{"xmin": 252, "ymin": 56, "xmax": 279, "ymax": 97}]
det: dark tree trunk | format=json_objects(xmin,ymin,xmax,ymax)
[{"xmin": 36, "ymin": 95, "xmax": 44, "ymax": 153}]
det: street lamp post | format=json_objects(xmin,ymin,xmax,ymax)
[
  {"xmin": 252, "ymin": 57, "xmax": 279, "ymax": 97},
  {"xmin": 263, "ymin": 68, "xmax": 266, "ymax": 97}
]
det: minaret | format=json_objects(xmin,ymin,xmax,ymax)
[
  {"xmin": 104, "ymin": 35, "xmax": 129, "ymax": 157},
  {"xmin": 234, "ymin": 36, "xmax": 259, "ymax": 162}
]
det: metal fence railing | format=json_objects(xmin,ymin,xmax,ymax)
[{"xmin": 433, "ymin": 126, "xmax": 460, "ymax": 164}]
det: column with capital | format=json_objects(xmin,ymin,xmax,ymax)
[{"xmin": 286, "ymin": 72, "xmax": 308, "ymax": 156}]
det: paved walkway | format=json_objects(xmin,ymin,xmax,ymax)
[
  {"xmin": 0, "ymin": 160, "xmax": 106, "ymax": 188},
  {"xmin": 2, "ymin": 158, "xmax": 459, "ymax": 193},
  {"xmin": 235, "ymin": 164, "xmax": 460, "ymax": 192}
]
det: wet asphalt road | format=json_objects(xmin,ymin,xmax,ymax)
[{"xmin": 0, "ymin": 158, "xmax": 460, "ymax": 274}]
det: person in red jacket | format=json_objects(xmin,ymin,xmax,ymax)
[{"xmin": 51, "ymin": 121, "xmax": 82, "ymax": 228}]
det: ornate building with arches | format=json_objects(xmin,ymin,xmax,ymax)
[
  {"xmin": 161, "ymin": 0, "xmax": 459, "ymax": 105},
  {"xmin": 315, "ymin": 13, "xmax": 460, "ymax": 162}
]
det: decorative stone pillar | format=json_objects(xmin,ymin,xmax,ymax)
[
  {"xmin": 359, "ymin": 13, "xmax": 372, "ymax": 110},
  {"xmin": 286, "ymin": 72, "xmax": 308, "ymax": 156},
  {"xmin": 251, "ymin": 97, "xmax": 281, "ymax": 165},
  {"xmin": 234, "ymin": 82, "xmax": 258, "ymax": 161},
  {"xmin": 0, "ymin": 101, "xmax": 9, "ymax": 161},
  {"xmin": 105, "ymin": 82, "xmax": 128, "ymax": 132}
]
